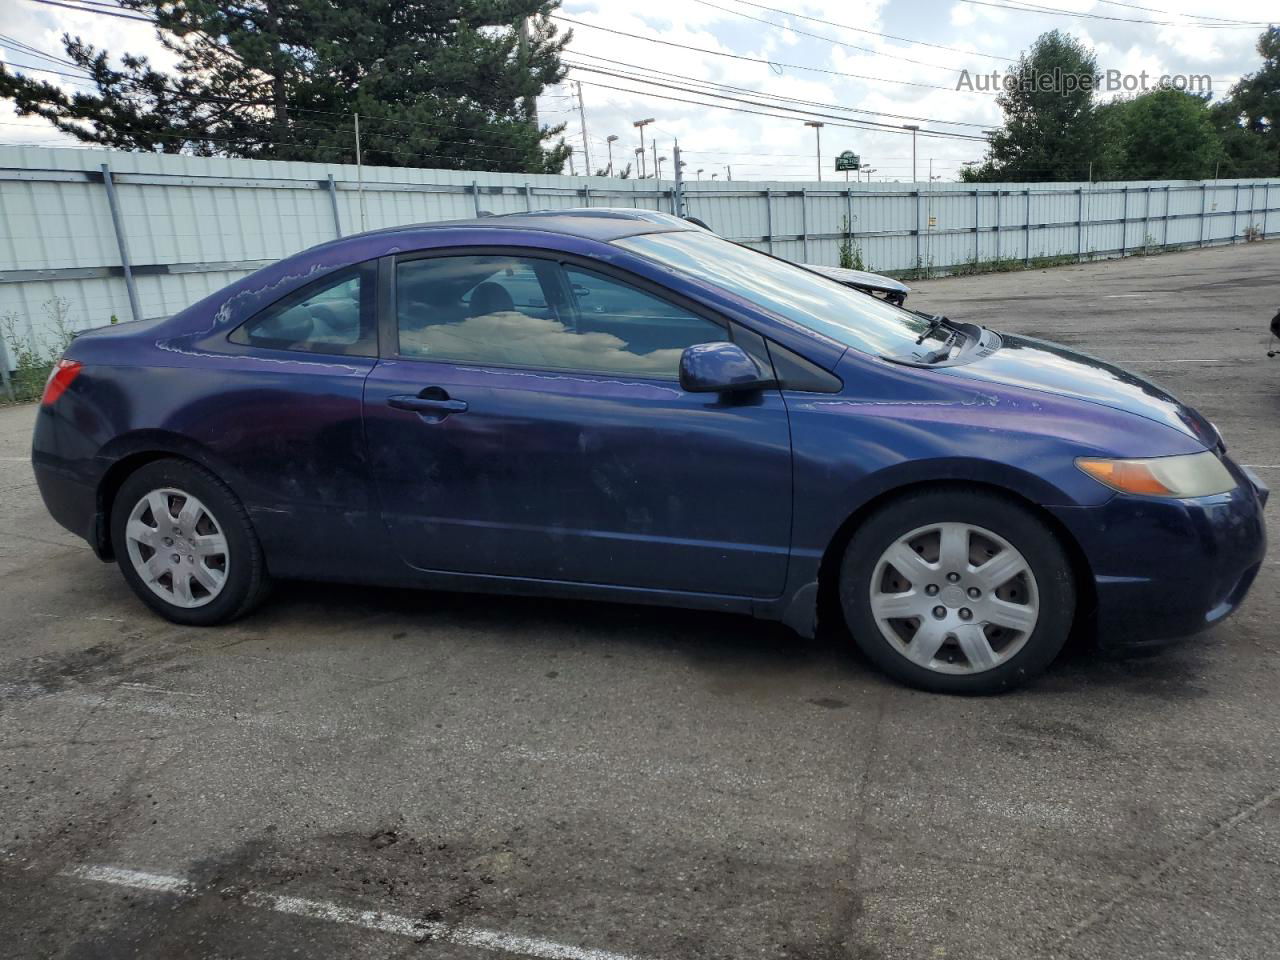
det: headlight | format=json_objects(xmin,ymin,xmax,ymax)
[{"xmin": 1075, "ymin": 451, "xmax": 1236, "ymax": 498}]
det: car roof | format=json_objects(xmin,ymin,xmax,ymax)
[{"xmin": 351, "ymin": 207, "xmax": 699, "ymax": 244}]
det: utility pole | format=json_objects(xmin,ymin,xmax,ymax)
[
  {"xmin": 575, "ymin": 81, "xmax": 592, "ymax": 173},
  {"xmin": 606, "ymin": 134, "xmax": 618, "ymax": 176},
  {"xmin": 804, "ymin": 121, "xmax": 824, "ymax": 181},
  {"xmin": 726, "ymin": 165, "xmax": 732, "ymax": 181},
  {"xmin": 518, "ymin": 17, "xmax": 538, "ymax": 129},
  {"xmin": 652, "ymin": 141, "xmax": 659, "ymax": 181},
  {"xmin": 633, "ymin": 118, "xmax": 654, "ymax": 178},
  {"xmin": 903, "ymin": 124, "xmax": 919, "ymax": 183},
  {"xmin": 354, "ymin": 112, "xmax": 366, "ymax": 232}
]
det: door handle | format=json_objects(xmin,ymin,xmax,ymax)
[{"xmin": 387, "ymin": 390, "xmax": 468, "ymax": 418}]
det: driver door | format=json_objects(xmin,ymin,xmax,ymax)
[{"xmin": 362, "ymin": 251, "xmax": 793, "ymax": 598}]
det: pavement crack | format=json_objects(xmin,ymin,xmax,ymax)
[{"xmin": 1058, "ymin": 784, "xmax": 1280, "ymax": 947}]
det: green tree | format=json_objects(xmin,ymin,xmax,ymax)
[
  {"xmin": 1094, "ymin": 89, "xmax": 1222, "ymax": 180},
  {"xmin": 1215, "ymin": 26, "xmax": 1280, "ymax": 176},
  {"xmin": 0, "ymin": 0, "xmax": 572, "ymax": 173},
  {"xmin": 961, "ymin": 30, "xmax": 1099, "ymax": 182}
]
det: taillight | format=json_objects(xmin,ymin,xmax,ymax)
[{"xmin": 41, "ymin": 358, "xmax": 82, "ymax": 406}]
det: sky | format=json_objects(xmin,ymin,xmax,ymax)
[{"xmin": 0, "ymin": 0, "xmax": 1275, "ymax": 183}]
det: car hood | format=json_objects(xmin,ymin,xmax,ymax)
[{"xmin": 936, "ymin": 332, "xmax": 1219, "ymax": 449}]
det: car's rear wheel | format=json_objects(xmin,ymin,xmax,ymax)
[
  {"xmin": 111, "ymin": 459, "xmax": 270, "ymax": 625},
  {"xmin": 839, "ymin": 489, "xmax": 1074, "ymax": 694}
]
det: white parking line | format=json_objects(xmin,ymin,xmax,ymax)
[
  {"xmin": 1242, "ymin": 464, "xmax": 1279, "ymax": 470},
  {"xmin": 64, "ymin": 864, "xmax": 647, "ymax": 960},
  {"xmin": 0, "ymin": 456, "xmax": 31, "ymax": 462},
  {"xmin": 1112, "ymin": 358, "xmax": 1255, "ymax": 364}
]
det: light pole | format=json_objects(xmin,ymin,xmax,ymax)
[
  {"xmin": 656, "ymin": 155, "xmax": 665, "ymax": 179},
  {"xmin": 804, "ymin": 120, "xmax": 824, "ymax": 181},
  {"xmin": 633, "ymin": 117, "xmax": 654, "ymax": 178},
  {"xmin": 711, "ymin": 172, "xmax": 719, "ymax": 180},
  {"xmin": 902, "ymin": 124, "xmax": 919, "ymax": 183},
  {"xmin": 634, "ymin": 147, "xmax": 643, "ymax": 178},
  {"xmin": 606, "ymin": 134, "xmax": 618, "ymax": 176},
  {"xmin": 697, "ymin": 168, "xmax": 704, "ymax": 181},
  {"xmin": 864, "ymin": 167, "xmax": 877, "ymax": 183}
]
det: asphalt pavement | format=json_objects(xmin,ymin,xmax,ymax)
[{"xmin": 1, "ymin": 239, "xmax": 1278, "ymax": 959}]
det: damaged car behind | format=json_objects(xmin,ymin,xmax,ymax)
[{"xmin": 32, "ymin": 210, "xmax": 1268, "ymax": 694}]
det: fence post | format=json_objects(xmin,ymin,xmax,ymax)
[
  {"xmin": 1199, "ymin": 182, "xmax": 1208, "ymax": 247},
  {"xmin": 994, "ymin": 189, "xmax": 1001, "ymax": 263},
  {"xmin": 1265, "ymin": 183, "xmax": 1271, "ymax": 239},
  {"xmin": 1232, "ymin": 182, "xmax": 1240, "ymax": 242},
  {"xmin": 100, "ymin": 163, "xmax": 143, "ymax": 325},
  {"xmin": 1142, "ymin": 185, "xmax": 1151, "ymax": 252},
  {"xmin": 845, "ymin": 186, "xmax": 853, "ymax": 243},
  {"xmin": 1120, "ymin": 185, "xmax": 1128, "ymax": 258},
  {"xmin": 0, "ymin": 338, "xmax": 13, "ymax": 402},
  {"xmin": 914, "ymin": 186, "xmax": 922, "ymax": 274},
  {"xmin": 1024, "ymin": 189, "xmax": 1031, "ymax": 266},
  {"xmin": 1076, "ymin": 183, "xmax": 1085, "ymax": 261},
  {"xmin": 974, "ymin": 189, "xmax": 980, "ymax": 264},
  {"xmin": 583, "ymin": 183, "xmax": 592, "ymax": 208},
  {"xmin": 765, "ymin": 188, "xmax": 774, "ymax": 254},
  {"xmin": 524, "ymin": 183, "xmax": 533, "ymax": 211},
  {"xmin": 327, "ymin": 174, "xmax": 342, "ymax": 238},
  {"xmin": 1164, "ymin": 185, "xmax": 1171, "ymax": 246},
  {"xmin": 801, "ymin": 187, "xmax": 809, "ymax": 262},
  {"xmin": 470, "ymin": 181, "xmax": 481, "ymax": 217}
]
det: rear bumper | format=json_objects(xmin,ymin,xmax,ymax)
[
  {"xmin": 1048, "ymin": 464, "xmax": 1268, "ymax": 650},
  {"xmin": 32, "ymin": 406, "xmax": 107, "ymax": 557}
]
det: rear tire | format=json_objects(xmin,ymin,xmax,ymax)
[
  {"xmin": 110, "ymin": 458, "xmax": 270, "ymax": 626},
  {"xmin": 839, "ymin": 489, "xmax": 1074, "ymax": 694}
]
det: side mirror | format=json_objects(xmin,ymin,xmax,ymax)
[{"xmin": 679, "ymin": 342, "xmax": 774, "ymax": 393}]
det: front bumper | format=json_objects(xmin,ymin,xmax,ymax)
[{"xmin": 1048, "ymin": 463, "xmax": 1268, "ymax": 649}]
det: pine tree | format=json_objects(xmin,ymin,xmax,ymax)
[{"xmin": 0, "ymin": 0, "xmax": 572, "ymax": 173}]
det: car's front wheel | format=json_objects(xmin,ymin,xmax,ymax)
[
  {"xmin": 111, "ymin": 458, "xmax": 270, "ymax": 625},
  {"xmin": 839, "ymin": 489, "xmax": 1075, "ymax": 694}
]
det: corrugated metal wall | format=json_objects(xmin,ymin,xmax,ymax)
[{"xmin": 2, "ymin": 144, "xmax": 1277, "ymax": 347}]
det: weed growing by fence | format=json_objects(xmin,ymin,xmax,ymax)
[
  {"xmin": 1, "ymin": 298, "xmax": 78, "ymax": 403},
  {"xmin": 837, "ymin": 216, "xmax": 867, "ymax": 272}
]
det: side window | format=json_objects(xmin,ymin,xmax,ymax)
[
  {"xmin": 231, "ymin": 264, "xmax": 375, "ymax": 356},
  {"xmin": 562, "ymin": 266, "xmax": 726, "ymax": 360},
  {"xmin": 396, "ymin": 255, "xmax": 726, "ymax": 378}
]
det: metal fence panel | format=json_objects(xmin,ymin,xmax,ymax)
[{"xmin": 2, "ymin": 144, "xmax": 1278, "ymax": 347}]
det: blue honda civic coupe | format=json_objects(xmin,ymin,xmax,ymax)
[{"xmin": 32, "ymin": 209, "xmax": 1267, "ymax": 693}]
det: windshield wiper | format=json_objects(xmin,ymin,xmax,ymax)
[{"xmin": 914, "ymin": 314, "xmax": 954, "ymax": 345}]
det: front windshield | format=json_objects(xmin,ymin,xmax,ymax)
[{"xmin": 615, "ymin": 229, "xmax": 935, "ymax": 356}]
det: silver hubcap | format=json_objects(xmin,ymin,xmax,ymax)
[
  {"xmin": 869, "ymin": 521, "xmax": 1039, "ymax": 675},
  {"xmin": 125, "ymin": 488, "xmax": 229, "ymax": 609}
]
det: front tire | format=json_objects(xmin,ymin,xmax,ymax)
[
  {"xmin": 111, "ymin": 459, "xmax": 270, "ymax": 626},
  {"xmin": 839, "ymin": 489, "xmax": 1075, "ymax": 694}
]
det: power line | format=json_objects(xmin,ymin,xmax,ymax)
[
  {"xmin": 714, "ymin": 0, "xmax": 1014, "ymax": 62},
  {"xmin": 19, "ymin": 0, "xmax": 153, "ymax": 23},
  {"xmin": 562, "ymin": 54, "xmax": 993, "ymax": 130},
  {"xmin": 689, "ymin": 0, "xmax": 963, "ymax": 74},
  {"xmin": 568, "ymin": 77, "xmax": 990, "ymax": 142},
  {"xmin": 955, "ymin": 0, "xmax": 1271, "ymax": 28},
  {"xmin": 553, "ymin": 15, "xmax": 960, "ymax": 92},
  {"xmin": 563, "ymin": 62, "xmax": 994, "ymax": 139},
  {"xmin": 1089, "ymin": 0, "xmax": 1269, "ymax": 24}
]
